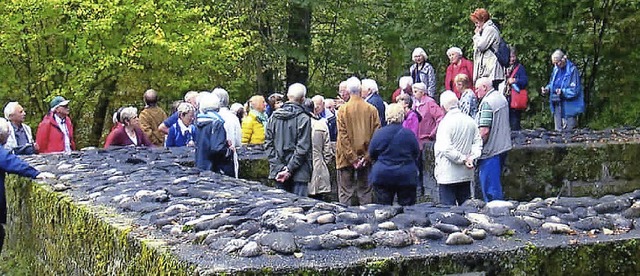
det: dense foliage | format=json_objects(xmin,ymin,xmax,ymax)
[{"xmin": 0, "ymin": 0, "xmax": 638, "ymax": 147}]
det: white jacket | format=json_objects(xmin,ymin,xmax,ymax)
[{"xmin": 434, "ymin": 108, "xmax": 482, "ymax": 184}]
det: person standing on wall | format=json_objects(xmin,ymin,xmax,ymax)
[{"xmin": 542, "ymin": 49, "xmax": 584, "ymax": 131}]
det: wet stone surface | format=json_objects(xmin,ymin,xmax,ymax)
[{"xmin": 19, "ymin": 145, "xmax": 640, "ymax": 272}]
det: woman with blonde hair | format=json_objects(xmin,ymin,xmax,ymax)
[
  {"xmin": 241, "ymin": 95, "xmax": 267, "ymax": 144},
  {"xmin": 454, "ymin": 73, "xmax": 478, "ymax": 118}
]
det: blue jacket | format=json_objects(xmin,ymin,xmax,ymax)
[
  {"xmin": 166, "ymin": 122, "xmax": 196, "ymax": 147},
  {"xmin": 194, "ymin": 111, "xmax": 231, "ymax": 173},
  {"xmin": 366, "ymin": 93, "xmax": 387, "ymax": 127},
  {"xmin": 368, "ymin": 124, "xmax": 420, "ymax": 187},
  {"xmin": 0, "ymin": 147, "xmax": 39, "ymax": 223},
  {"xmin": 545, "ymin": 59, "xmax": 585, "ymax": 117}
]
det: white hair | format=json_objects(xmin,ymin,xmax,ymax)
[
  {"xmin": 412, "ymin": 82, "xmax": 427, "ymax": 92},
  {"xmin": 324, "ymin": 98, "xmax": 335, "ymax": 107},
  {"xmin": 230, "ymin": 103, "xmax": 244, "ymax": 113},
  {"xmin": 212, "ymin": 88, "xmax": 230, "ymax": 107},
  {"xmin": 346, "ymin": 77, "xmax": 362, "ymax": 95},
  {"xmin": 177, "ymin": 102, "xmax": 195, "ymax": 114},
  {"xmin": 311, "ymin": 95, "xmax": 325, "ymax": 104},
  {"xmin": 412, "ymin": 47, "xmax": 428, "ymax": 60},
  {"xmin": 0, "ymin": 118, "xmax": 10, "ymax": 139},
  {"xmin": 119, "ymin": 107, "xmax": 138, "ymax": 122},
  {"xmin": 199, "ymin": 93, "xmax": 221, "ymax": 113},
  {"xmin": 446, "ymin": 47, "xmax": 463, "ymax": 57},
  {"xmin": 287, "ymin": 83, "xmax": 307, "ymax": 102},
  {"xmin": 552, "ymin": 49, "xmax": 565, "ymax": 62},
  {"xmin": 4, "ymin": 102, "xmax": 20, "ymax": 119},
  {"xmin": 184, "ymin": 91, "xmax": 199, "ymax": 103},
  {"xmin": 361, "ymin": 79, "xmax": 379, "ymax": 94},
  {"xmin": 440, "ymin": 90, "xmax": 458, "ymax": 111},
  {"xmin": 398, "ymin": 76, "xmax": 413, "ymax": 89},
  {"xmin": 475, "ymin": 77, "xmax": 493, "ymax": 89}
]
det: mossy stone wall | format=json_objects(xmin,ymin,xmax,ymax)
[{"xmin": 4, "ymin": 176, "xmax": 195, "ymax": 275}]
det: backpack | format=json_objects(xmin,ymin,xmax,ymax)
[{"xmin": 492, "ymin": 37, "xmax": 510, "ymax": 67}]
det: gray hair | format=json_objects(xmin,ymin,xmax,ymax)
[
  {"xmin": 177, "ymin": 102, "xmax": 196, "ymax": 115},
  {"xmin": 398, "ymin": 76, "xmax": 413, "ymax": 89},
  {"xmin": 412, "ymin": 82, "xmax": 427, "ymax": 93},
  {"xmin": 446, "ymin": 47, "xmax": 463, "ymax": 57},
  {"xmin": 287, "ymin": 83, "xmax": 307, "ymax": 103},
  {"xmin": 199, "ymin": 93, "xmax": 221, "ymax": 113},
  {"xmin": 212, "ymin": 88, "xmax": 230, "ymax": 107},
  {"xmin": 184, "ymin": 91, "xmax": 199, "ymax": 103},
  {"xmin": 440, "ymin": 90, "xmax": 459, "ymax": 111},
  {"xmin": 475, "ymin": 77, "xmax": 493, "ymax": 89},
  {"xmin": 324, "ymin": 98, "xmax": 335, "ymax": 107},
  {"xmin": 0, "ymin": 118, "xmax": 10, "ymax": 141},
  {"xmin": 4, "ymin": 102, "xmax": 20, "ymax": 119},
  {"xmin": 412, "ymin": 47, "xmax": 428, "ymax": 60},
  {"xmin": 346, "ymin": 77, "xmax": 362, "ymax": 95},
  {"xmin": 311, "ymin": 95, "xmax": 325, "ymax": 104},
  {"xmin": 385, "ymin": 103, "xmax": 405, "ymax": 124},
  {"xmin": 551, "ymin": 49, "xmax": 565, "ymax": 62},
  {"xmin": 361, "ymin": 79, "xmax": 379, "ymax": 94},
  {"xmin": 120, "ymin": 107, "xmax": 138, "ymax": 122}
]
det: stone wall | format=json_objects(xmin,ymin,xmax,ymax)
[{"xmin": 3, "ymin": 144, "xmax": 640, "ymax": 274}]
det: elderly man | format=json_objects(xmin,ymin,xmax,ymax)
[
  {"xmin": 444, "ymin": 47, "xmax": 474, "ymax": 98},
  {"xmin": 311, "ymin": 95, "xmax": 337, "ymax": 142},
  {"xmin": 0, "ymin": 119, "xmax": 54, "ymax": 253},
  {"xmin": 159, "ymin": 91, "xmax": 199, "ymax": 135},
  {"xmin": 542, "ymin": 50, "xmax": 585, "ymax": 131},
  {"xmin": 336, "ymin": 77, "xmax": 381, "ymax": 205},
  {"xmin": 212, "ymin": 88, "xmax": 242, "ymax": 178},
  {"xmin": 265, "ymin": 83, "xmax": 312, "ymax": 196},
  {"xmin": 195, "ymin": 93, "xmax": 233, "ymax": 174},
  {"xmin": 36, "ymin": 96, "xmax": 75, "ymax": 154},
  {"xmin": 139, "ymin": 89, "xmax": 167, "ymax": 147},
  {"xmin": 475, "ymin": 77, "xmax": 512, "ymax": 202},
  {"xmin": 336, "ymin": 81, "xmax": 350, "ymax": 109},
  {"xmin": 434, "ymin": 91, "xmax": 482, "ymax": 205},
  {"xmin": 362, "ymin": 79, "xmax": 386, "ymax": 127},
  {"xmin": 4, "ymin": 102, "xmax": 37, "ymax": 154},
  {"xmin": 391, "ymin": 76, "xmax": 413, "ymax": 103}
]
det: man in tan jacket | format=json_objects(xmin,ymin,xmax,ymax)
[
  {"xmin": 139, "ymin": 89, "xmax": 167, "ymax": 147},
  {"xmin": 336, "ymin": 77, "xmax": 381, "ymax": 205}
]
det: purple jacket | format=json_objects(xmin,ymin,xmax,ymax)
[{"xmin": 402, "ymin": 110, "xmax": 420, "ymax": 142}]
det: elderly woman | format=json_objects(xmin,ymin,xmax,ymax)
[
  {"xmin": 444, "ymin": 47, "xmax": 474, "ymax": 98},
  {"xmin": 470, "ymin": 8, "xmax": 505, "ymax": 89},
  {"xmin": 397, "ymin": 94, "xmax": 420, "ymax": 141},
  {"xmin": 455, "ymin": 74, "xmax": 478, "ymax": 118},
  {"xmin": 542, "ymin": 50, "xmax": 584, "ymax": 131},
  {"xmin": 166, "ymin": 102, "xmax": 196, "ymax": 147},
  {"xmin": 302, "ymin": 99, "xmax": 333, "ymax": 201},
  {"xmin": 105, "ymin": 107, "xmax": 152, "ymax": 147},
  {"xmin": 368, "ymin": 103, "xmax": 420, "ymax": 206},
  {"xmin": 391, "ymin": 76, "xmax": 413, "ymax": 103},
  {"xmin": 195, "ymin": 93, "xmax": 233, "ymax": 175},
  {"xmin": 409, "ymin": 48, "xmax": 437, "ymax": 98},
  {"xmin": 241, "ymin": 95, "xmax": 267, "ymax": 145},
  {"xmin": 504, "ymin": 46, "xmax": 529, "ymax": 130}
]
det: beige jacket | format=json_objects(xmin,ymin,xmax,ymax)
[
  {"xmin": 335, "ymin": 96, "xmax": 380, "ymax": 169},
  {"xmin": 309, "ymin": 119, "xmax": 333, "ymax": 195}
]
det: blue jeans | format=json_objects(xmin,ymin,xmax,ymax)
[
  {"xmin": 275, "ymin": 180, "xmax": 308, "ymax": 197},
  {"xmin": 478, "ymin": 153, "xmax": 506, "ymax": 202},
  {"xmin": 439, "ymin": 181, "xmax": 471, "ymax": 206}
]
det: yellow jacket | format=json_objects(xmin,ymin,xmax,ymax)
[{"xmin": 241, "ymin": 111, "xmax": 266, "ymax": 144}]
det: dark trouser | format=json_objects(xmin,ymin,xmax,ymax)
[
  {"xmin": 0, "ymin": 224, "xmax": 4, "ymax": 254},
  {"xmin": 374, "ymin": 185, "xmax": 417, "ymax": 206},
  {"xmin": 275, "ymin": 180, "xmax": 308, "ymax": 197},
  {"xmin": 478, "ymin": 153, "xmax": 507, "ymax": 202},
  {"xmin": 439, "ymin": 181, "xmax": 471, "ymax": 206},
  {"xmin": 509, "ymin": 108, "xmax": 522, "ymax": 131},
  {"xmin": 338, "ymin": 167, "xmax": 372, "ymax": 206}
]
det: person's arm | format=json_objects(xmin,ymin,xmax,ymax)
[
  {"xmin": 264, "ymin": 118, "xmax": 278, "ymax": 173},
  {"xmin": 470, "ymin": 127, "xmax": 483, "ymax": 160},
  {"xmin": 515, "ymin": 64, "xmax": 529, "ymax": 89},
  {"xmin": 561, "ymin": 66, "xmax": 581, "ymax": 99},
  {"xmin": 35, "ymin": 120, "xmax": 50, "ymax": 153},
  {"xmin": 165, "ymin": 125, "xmax": 176, "ymax": 147},
  {"xmin": 138, "ymin": 112, "xmax": 154, "ymax": 143},
  {"xmin": 241, "ymin": 115, "xmax": 253, "ymax": 144},
  {"xmin": 435, "ymin": 122, "xmax": 465, "ymax": 164},
  {"xmin": 444, "ymin": 65, "xmax": 453, "ymax": 91},
  {"xmin": 477, "ymin": 101, "xmax": 493, "ymax": 144},
  {"xmin": 337, "ymin": 107, "xmax": 358, "ymax": 166},
  {"xmin": 364, "ymin": 108, "xmax": 381, "ymax": 162},
  {"xmin": 286, "ymin": 115, "xmax": 312, "ymax": 173},
  {"xmin": 0, "ymin": 148, "xmax": 39, "ymax": 178},
  {"xmin": 368, "ymin": 130, "xmax": 382, "ymax": 162},
  {"xmin": 428, "ymin": 102, "xmax": 445, "ymax": 140},
  {"xmin": 473, "ymin": 25, "xmax": 498, "ymax": 52},
  {"xmin": 104, "ymin": 126, "xmax": 118, "ymax": 148},
  {"xmin": 426, "ymin": 64, "xmax": 437, "ymax": 98}
]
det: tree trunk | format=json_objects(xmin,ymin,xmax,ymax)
[
  {"xmin": 285, "ymin": 1, "xmax": 311, "ymax": 86},
  {"xmin": 88, "ymin": 80, "xmax": 116, "ymax": 147}
]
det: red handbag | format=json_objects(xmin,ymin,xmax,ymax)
[{"xmin": 509, "ymin": 65, "xmax": 528, "ymax": 110}]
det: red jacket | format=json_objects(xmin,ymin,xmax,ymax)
[
  {"xmin": 36, "ymin": 113, "xmax": 76, "ymax": 153},
  {"xmin": 444, "ymin": 58, "xmax": 474, "ymax": 98}
]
